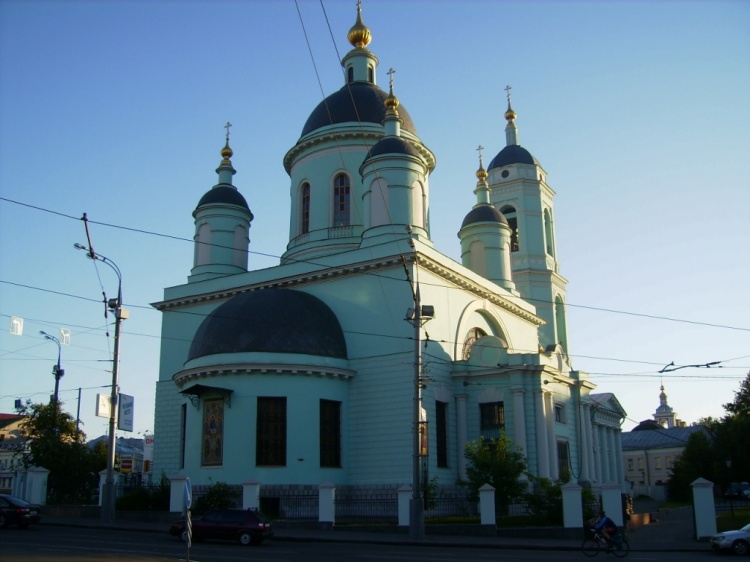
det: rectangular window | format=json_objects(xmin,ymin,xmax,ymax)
[
  {"xmin": 480, "ymin": 401, "xmax": 504, "ymax": 440},
  {"xmin": 554, "ymin": 404, "xmax": 566, "ymax": 424},
  {"xmin": 557, "ymin": 440, "xmax": 570, "ymax": 479},
  {"xmin": 257, "ymin": 397, "xmax": 286, "ymax": 466},
  {"xmin": 627, "ymin": 458, "xmax": 634, "ymax": 471},
  {"xmin": 436, "ymin": 401, "xmax": 448, "ymax": 468},
  {"xmin": 202, "ymin": 398, "xmax": 224, "ymax": 466},
  {"xmin": 180, "ymin": 403, "xmax": 187, "ymax": 469},
  {"xmin": 667, "ymin": 456, "xmax": 673, "ymax": 468},
  {"xmin": 320, "ymin": 399, "xmax": 341, "ymax": 468},
  {"xmin": 333, "ymin": 176, "xmax": 351, "ymax": 227},
  {"xmin": 301, "ymin": 183, "xmax": 310, "ymax": 234},
  {"xmin": 655, "ymin": 457, "xmax": 662, "ymax": 470},
  {"xmin": 638, "ymin": 457, "xmax": 644, "ymax": 470}
]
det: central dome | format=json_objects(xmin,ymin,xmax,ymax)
[
  {"xmin": 301, "ymin": 82, "xmax": 417, "ymax": 137},
  {"xmin": 188, "ymin": 289, "xmax": 347, "ymax": 361}
]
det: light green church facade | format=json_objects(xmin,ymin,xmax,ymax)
[{"xmin": 152, "ymin": 6, "xmax": 626, "ymax": 495}]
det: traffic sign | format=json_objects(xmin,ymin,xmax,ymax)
[{"xmin": 184, "ymin": 477, "xmax": 192, "ymax": 509}]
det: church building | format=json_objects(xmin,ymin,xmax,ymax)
[{"xmin": 151, "ymin": 5, "xmax": 626, "ymax": 498}]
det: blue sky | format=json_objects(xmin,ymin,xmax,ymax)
[{"xmin": 1, "ymin": 0, "xmax": 748, "ymax": 441}]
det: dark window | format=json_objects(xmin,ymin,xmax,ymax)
[
  {"xmin": 257, "ymin": 397, "xmax": 286, "ymax": 466},
  {"xmin": 180, "ymin": 403, "xmax": 187, "ymax": 469},
  {"xmin": 368, "ymin": 66, "xmax": 374, "ymax": 83},
  {"xmin": 333, "ymin": 174, "xmax": 351, "ymax": 227},
  {"xmin": 480, "ymin": 402, "xmax": 504, "ymax": 440},
  {"xmin": 301, "ymin": 183, "xmax": 310, "ymax": 235},
  {"xmin": 554, "ymin": 404, "xmax": 566, "ymax": 424},
  {"xmin": 436, "ymin": 401, "xmax": 448, "ymax": 468},
  {"xmin": 557, "ymin": 440, "xmax": 570, "ymax": 480},
  {"xmin": 320, "ymin": 399, "xmax": 342, "ymax": 468},
  {"xmin": 347, "ymin": 66, "xmax": 354, "ymax": 83},
  {"xmin": 501, "ymin": 205, "xmax": 519, "ymax": 252}
]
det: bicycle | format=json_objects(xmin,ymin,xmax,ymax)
[{"xmin": 581, "ymin": 528, "xmax": 630, "ymax": 557}]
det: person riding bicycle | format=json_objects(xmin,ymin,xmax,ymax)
[{"xmin": 594, "ymin": 510, "xmax": 619, "ymax": 548}]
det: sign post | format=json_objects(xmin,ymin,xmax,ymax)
[{"xmin": 184, "ymin": 478, "xmax": 192, "ymax": 561}]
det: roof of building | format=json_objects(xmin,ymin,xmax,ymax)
[
  {"xmin": 365, "ymin": 136, "xmax": 421, "ymax": 160},
  {"xmin": 300, "ymin": 82, "xmax": 417, "ymax": 137},
  {"xmin": 621, "ymin": 425, "xmax": 710, "ymax": 451},
  {"xmin": 488, "ymin": 144, "xmax": 539, "ymax": 169},
  {"xmin": 461, "ymin": 204, "xmax": 508, "ymax": 228},
  {"xmin": 188, "ymin": 288, "xmax": 348, "ymax": 361},
  {"xmin": 195, "ymin": 185, "xmax": 250, "ymax": 211}
]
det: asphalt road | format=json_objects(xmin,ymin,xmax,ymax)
[{"xmin": 0, "ymin": 524, "xmax": 727, "ymax": 562}]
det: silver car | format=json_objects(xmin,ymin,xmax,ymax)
[{"xmin": 711, "ymin": 523, "xmax": 750, "ymax": 555}]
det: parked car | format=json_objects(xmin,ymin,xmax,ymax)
[
  {"xmin": 0, "ymin": 494, "xmax": 42, "ymax": 529},
  {"xmin": 169, "ymin": 508, "xmax": 273, "ymax": 545},
  {"xmin": 710, "ymin": 523, "xmax": 750, "ymax": 555}
]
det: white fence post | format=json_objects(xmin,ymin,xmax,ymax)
[
  {"xmin": 398, "ymin": 485, "xmax": 411, "ymax": 527},
  {"xmin": 242, "ymin": 480, "xmax": 261, "ymax": 510},
  {"xmin": 318, "ymin": 482, "xmax": 336, "ymax": 528},
  {"xmin": 601, "ymin": 482, "xmax": 624, "ymax": 526},
  {"xmin": 562, "ymin": 482, "xmax": 583, "ymax": 528},
  {"xmin": 692, "ymin": 477, "xmax": 717, "ymax": 539},
  {"xmin": 169, "ymin": 474, "xmax": 187, "ymax": 513},
  {"xmin": 479, "ymin": 483, "xmax": 496, "ymax": 526}
]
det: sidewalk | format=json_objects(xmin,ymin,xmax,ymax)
[{"xmin": 41, "ymin": 505, "xmax": 706, "ymax": 553}]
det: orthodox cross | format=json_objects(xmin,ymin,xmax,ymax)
[
  {"xmin": 505, "ymin": 85, "xmax": 512, "ymax": 104},
  {"xmin": 476, "ymin": 145, "xmax": 484, "ymax": 167},
  {"xmin": 387, "ymin": 68, "xmax": 395, "ymax": 91},
  {"xmin": 224, "ymin": 121, "xmax": 232, "ymax": 142}
]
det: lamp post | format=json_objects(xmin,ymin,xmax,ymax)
[
  {"xmin": 75, "ymin": 243, "xmax": 127, "ymax": 524},
  {"xmin": 39, "ymin": 331, "xmax": 64, "ymax": 406},
  {"xmin": 402, "ymin": 234, "xmax": 434, "ymax": 541}
]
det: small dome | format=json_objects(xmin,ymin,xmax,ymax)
[
  {"xmin": 365, "ymin": 137, "xmax": 420, "ymax": 160},
  {"xmin": 347, "ymin": 7, "xmax": 372, "ymax": 48},
  {"xmin": 488, "ymin": 145, "xmax": 540, "ymax": 169},
  {"xmin": 301, "ymin": 82, "xmax": 417, "ymax": 138},
  {"xmin": 188, "ymin": 288, "xmax": 347, "ymax": 361},
  {"xmin": 461, "ymin": 204, "xmax": 508, "ymax": 228},
  {"xmin": 195, "ymin": 185, "xmax": 250, "ymax": 212}
]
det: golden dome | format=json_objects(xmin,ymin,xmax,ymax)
[
  {"xmin": 347, "ymin": 6, "xmax": 372, "ymax": 48},
  {"xmin": 476, "ymin": 165, "xmax": 488, "ymax": 182},
  {"xmin": 385, "ymin": 92, "xmax": 400, "ymax": 112},
  {"xmin": 505, "ymin": 107, "xmax": 516, "ymax": 121},
  {"xmin": 221, "ymin": 141, "xmax": 233, "ymax": 161}
]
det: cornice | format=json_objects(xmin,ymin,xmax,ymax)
[{"xmin": 173, "ymin": 363, "xmax": 355, "ymax": 387}]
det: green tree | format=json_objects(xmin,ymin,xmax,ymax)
[
  {"xmin": 667, "ymin": 430, "xmax": 718, "ymax": 501},
  {"xmin": 16, "ymin": 400, "xmax": 106, "ymax": 503},
  {"xmin": 459, "ymin": 435, "xmax": 527, "ymax": 514}
]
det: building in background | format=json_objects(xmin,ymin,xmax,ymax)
[{"xmin": 151, "ymin": 5, "xmax": 626, "ymax": 498}]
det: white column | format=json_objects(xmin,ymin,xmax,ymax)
[
  {"xmin": 511, "ymin": 389, "xmax": 527, "ymax": 456},
  {"xmin": 534, "ymin": 390, "xmax": 550, "ymax": 478},
  {"xmin": 455, "ymin": 394, "xmax": 468, "ymax": 480},
  {"xmin": 584, "ymin": 404, "xmax": 596, "ymax": 483},
  {"xmin": 545, "ymin": 391, "xmax": 557, "ymax": 480},
  {"xmin": 600, "ymin": 426, "xmax": 611, "ymax": 482},
  {"xmin": 606, "ymin": 428, "xmax": 618, "ymax": 485},
  {"xmin": 592, "ymin": 424, "xmax": 601, "ymax": 483},
  {"xmin": 579, "ymin": 402, "xmax": 590, "ymax": 483},
  {"xmin": 614, "ymin": 429, "xmax": 624, "ymax": 486}
]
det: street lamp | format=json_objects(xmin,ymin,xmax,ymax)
[
  {"xmin": 402, "ymin": 232, "xmax": 435, "ymax": 541},
  {"xmin": 39, "ymin": 331, "xmax": 64, "ymax": 405},
  {"xmin": 74, "ymin": 242, "xmax": 128, "ymax": 524}
]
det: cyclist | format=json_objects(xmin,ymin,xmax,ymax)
[{"xmin": 594, "ymin": 510, "xmax": 619, "ymax": 549}]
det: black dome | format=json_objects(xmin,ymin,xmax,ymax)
[
  {"xmin": 188, "ymin": 289, "xmax": 347, "ymax": 361},
  {"xmin": 461, "ymin": 204, "xmax": 508, "ymax": 229},
  {"xmin": 365, "ymin": 137, "xmax": 421, "ymax": 160},
  {"xmin": 488, "ymin": 145, "xmax": 539, "ymax": 170},
  {"xmin": 195, "ymin": 185, "xmax": 250, "ymax": 211},
  {"xmin": 301, "ymin": 82, "xmax": 417, "ymax": 137}
]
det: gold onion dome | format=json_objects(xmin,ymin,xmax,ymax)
[
  {"xmin": 385, "ymin": 92, "xmax": 400, "ymax": 112},
  {"xmin": 221, "ymin": 141, "xmax": 233, "ymax": 162},
  {"xmin": 348, "ymin": 6, "xmax": 372, "ymax": 48},
  {"xmin": 476, "ymin": 164, "xmax": 488, "ymax": 182},
  {"xmin": 505, "ymin": 106, "xmax": 516, "ymax": 121}
]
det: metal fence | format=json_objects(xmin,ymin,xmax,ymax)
[{"xmin": 260, "ymin": 488, "xmax": 318, "ymax": 520}]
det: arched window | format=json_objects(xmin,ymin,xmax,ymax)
[
  {"xmin": 347, "ymin": 66, "xmax": 354, "ymax": 83},
  {"xmin": 462, "ymin": 327, "xmax": 487, "ymax": 361},
  {"xmin": 301, "ymin": 182, "xmax": 310, "ymax": 234},
  {"xmin": 333, "ymin": 174, "xmax": 351, "ymax": 227},
  {"xmin": 554, "ymin": 295, "xmax": 568, "ymax": 352},
  {"xmin": 368, "ymin": 66, "xmax": 374, "ymax": 83},
  {"xmin": 500, "ymin": 205, "xmax": 519, "ymax": 252},
  {"xmin": 544, "ymin": 208, "xmax": 555, "ymax": 256}
]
